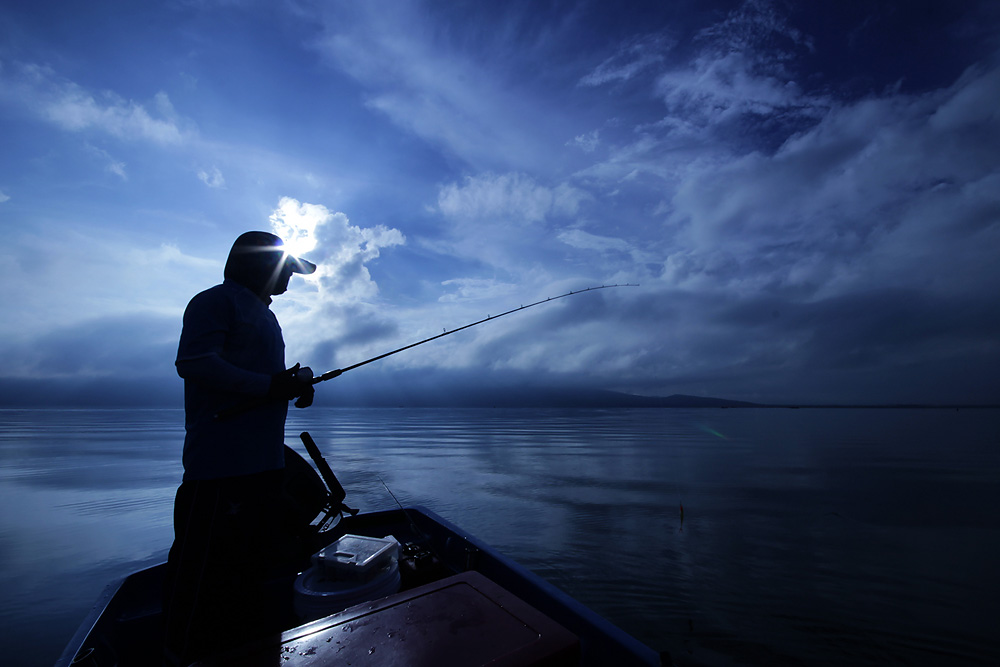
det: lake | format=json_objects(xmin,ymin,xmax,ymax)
[{"xmin": 1, "ymin": 407, "xmax": 998, "ymax": 665}]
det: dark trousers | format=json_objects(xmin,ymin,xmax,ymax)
[{"xmin": 162, "ymin": 469, "xmax": 289, "ymax": 665}]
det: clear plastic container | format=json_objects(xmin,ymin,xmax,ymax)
[{"xmin": 312, "ymin": 534, "xmax": 400, "ymax": 581}]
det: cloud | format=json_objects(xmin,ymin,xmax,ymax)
[
  {"xmin": 0, "ymin": 313, "xmax": 179, "ymax": 379},
  {"xmin": 550, "ymin": 3, "xmax": 999, "ymax": 403},
  {"xmin": 197, "ymin": 166, "xmax": 226, "ymax": 188},
  {"xmin": 106, "ymin": 161, "xmax": 128, "ymax": 179},
  {"xmin": 665, "ymin": 59, "xmax": 1000, "ymax": 297},
  {"xmin": 267, "ymin": 197, "xmax": 406, "ymax": 362},
  {"xmin": 0, "ymin": 191, "xmax": 9, "ymax": 203},
  {"xmin": 696, "ymin": 0, "xmax": 814, "ymax": 55},
  {"xmin": 651, "ymin": 0, "xmax": 827, "ymax": 146},
  {"xmin": 438, "ymin": 278, "xmax": 521, "ymax": 303},
  {"xmin": 312, "ymin": 4, "xmax": 507, "ymax": 165},
  {"xmin": 1, "ymin": 230, "xmax": 218, "ymax": 344},
  {"xmin": 573, "ymin": 0, "xmax": 833, "ymax": 190},
  {"xmin": 307, "ymin": 3, "xmax": 568, "ymax": 171},
  {"xmin": 438, "ymin": 172, "xmax": 575, "ymax": 225},
  {"xmin": 269, "ymin": 197, "xmax": 405, "ymax": 302},
  {"xmin": 85, "ymin": 143, "xmax": 127, "ymax": 180},
  {"xmin": 2, "ymin": 0, "xmax": 996, "ymax": 407},
  {"xmin": 568, "ymin": 130, "xmax": 600, "ymax": 153},
  {"xmin": 561, "ymin": 0, "xmax": 1000, "ymax": 314},
  {"xmin": 656, "ymin": 51, "xmax": 823, "ymax": 130},
  {"xmin": 579, "ymin": 33, "xmax": 673, "ymax": 87},
  {"xmin": 0, "ymin": 61, "xmax": 189, "ymax": 144},
  {"xmin": 304, "ymin": 302, "xmax": 402, "ymax": 372},
  {"xmin": 557, "ymin": 229, "xmax": 634, "ymax": 255},
  {"xmin": 430, "ymin": 172, "xmax": 595, "ymax": 276}
]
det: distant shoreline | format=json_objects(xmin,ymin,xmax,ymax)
[
  {"xmin": 712, "ymin": 403, "xmax": 1000, "ymax": 409},
  {"xmin": 0, "ymin": 379, "xmax": 997, "ymax": 410},
  {"xmin": 1, "ymin": 402, "xmax": 998, "ymax": 410}
]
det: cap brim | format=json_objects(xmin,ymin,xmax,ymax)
[{"xmin": 287, "ymin": 256, "xmax": 317, "ymax": 274}]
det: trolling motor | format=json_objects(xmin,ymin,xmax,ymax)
[
  {"xmin": 281, "ymin": 431, "xmax": 358, "ymax": 539},
  {"xmin": 300, "ymin": 431, "xmax": 358, "ymax": 520},
  {"xmin": 300, "ymin": 431, "xmax": 358, "ymax": 529}
]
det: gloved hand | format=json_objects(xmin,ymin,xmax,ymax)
[
  {"xmin": 268, "ymin": 363, "xmax": 314, "ymax": 408},
  {"xmin": 294, "ymin": 366, "xmax": 315, "ymax": 409}
]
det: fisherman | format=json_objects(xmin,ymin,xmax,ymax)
[{"xmin": 162, "ymin": 231, "xmax": 317, "ymax": 665}]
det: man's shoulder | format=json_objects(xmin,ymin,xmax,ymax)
[
  {"xmin": 191, "ymin": 280, "xmax": 257, "ymax": 303},
  {"xmin": 188, "ymin": 283, "xmax": 230, "ymax": 306},
  {"xmin": 186, "ymin": 281, "xmax": 272, "ymax": 324}
]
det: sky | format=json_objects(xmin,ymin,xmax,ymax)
[{"xmin": 1, "ymin": 0, "xmax": 998, "ymax": 407}]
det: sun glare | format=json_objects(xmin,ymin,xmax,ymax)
[
  {"xmin": 275, "ymin": 227, "xmax": 316, "ymax": 258},
  {"xmin": 270, "ymin": 198, "xmax": 320, "ymax": 259}
]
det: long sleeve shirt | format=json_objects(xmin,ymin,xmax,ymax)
[{"xmin": 176, "ymin": 279, "xmax": 287, "ymax": 480}]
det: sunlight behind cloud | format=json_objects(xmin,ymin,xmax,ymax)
[
  {"xmin": 269, "ymin": 196, "xmax": 321, "ymax": 257},
  {"xmin": 267, "ymin": 196, "xmax": 405, "ymax": 305},
  {"xmin": 267, "ymin": 197, "xmax": 406, "ymax": 369}
]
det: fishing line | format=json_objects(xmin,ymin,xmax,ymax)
[{"xmin": 375, "ymin": 475, "xmax": 427, "ymax": 541}]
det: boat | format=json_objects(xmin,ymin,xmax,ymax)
[{"xmin": 56, "ymin": 433, "xmax": 662, "ymax": 666}]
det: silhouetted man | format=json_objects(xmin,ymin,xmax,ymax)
[{"xmin": 163, "ymin": 231, "xmax": 317, "ymax": 665}]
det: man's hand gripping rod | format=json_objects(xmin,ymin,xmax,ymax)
[{"xmin": 215, "ymin": 284, "xmax": 637, "ymax": 420}]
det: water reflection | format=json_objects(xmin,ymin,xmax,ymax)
[{"xmin": 1, "ymin": 407, "xmax": 998, "ymax": 665}]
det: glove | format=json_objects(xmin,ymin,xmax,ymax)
[
  {"xmin": 294, "ymin": 367, "xmax": 315, "ymax": 409},
  {"xmin": 268, "ymin": 363, "xmax": 314, "ymax": 408}
]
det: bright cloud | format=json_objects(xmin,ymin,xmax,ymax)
[
  {"xmin": 267, "ymin": 197, "xmax": 407, "ymax": 369},
  {"xmin": 269, "ymin": 197, "xmax": 405, "ymax": 303}
]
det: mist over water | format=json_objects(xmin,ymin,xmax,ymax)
[{"xmin": 1, "ymin": 408, "xmax": 998, "ymax": 665}]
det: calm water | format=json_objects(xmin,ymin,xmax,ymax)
[{"xmin": 1, "ymin": 407, "xmax": 998, "ymax": 665}]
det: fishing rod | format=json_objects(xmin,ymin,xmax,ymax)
[
  {"xmin": 310, "ymin": 283, "xmax": 637, "ymax": 383},
  {"xmin": 215, "ymin": 283, "xmax": 637, "ymax": 419}
]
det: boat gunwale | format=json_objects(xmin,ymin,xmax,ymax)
[
  {"xmin": 54, "ymin": 574, "xmax": 129, "ymax": 667},
  {"xmin": 56, "ymin": 505, "xmax": 661, "ymax": 666}
]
